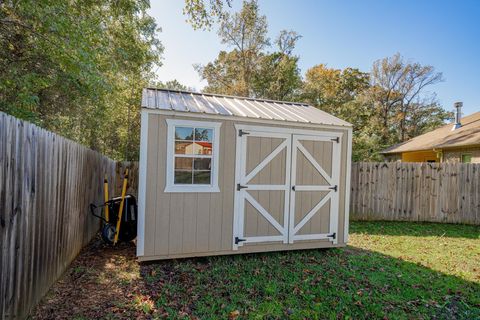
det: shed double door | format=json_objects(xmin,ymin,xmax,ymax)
[{"xmin": 233, "ymin": 126, "xmax": 341, "ymax": 249}]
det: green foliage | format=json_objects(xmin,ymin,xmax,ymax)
[
  {"xmin": 0, "ymin": 0, "xmax": 162, "ymax": 160},
  {"xmin": 195, "ymin": 50, "xmax": 245, "ymax": 95},
  {"xmin": 302, "ymin": 60, "xmax": 452, "ymax": 161},
  {"xmin": 184, "ymin": 0, "xmax": 232, "ymax": 30},
  {"xmin": 196, "ymin": 1, "xmax": 302, "ymax": 100},
  {"xmin": 154, "ymin": 79, "xmax": 193, "ymax": 91},
  {"xmin": 188, "ymin": 3, "xmax": 292, "ymax": 107},
  {"xmin": 367, "ymin": 53, "xmax": 452, "ymax": 145},
  {"xmin": 199, "ymin": 0, "xmax": 269, "ymax": 97},
  {"xmin": 303, "ymin": 64, "xmax": 370, "ymax": 116},
  {"xmin": 302, "ymin": 64, "xmax": 384, "ymax": 160},
  {"xmin": 252, "ymin": 52, "xmax": 302, "ymax": 101}
]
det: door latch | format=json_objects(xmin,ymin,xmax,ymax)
[
  {"xmin": 239, "ymin": 129, "xmax": 250, "ymax": 137},
  {"xmin": 328, "ymin": 185, "xmax": 338, "ymax": 192},
  {"xmin": 237, "ymin": 183, "xmax": 248, "ymax": 191},
  {"xmin": 235, "ymin": 237, "xmax": 247, "ymax": 244}
]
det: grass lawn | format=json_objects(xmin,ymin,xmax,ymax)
[{"xmin": 31, "ymin": 221, "xmax": 479, "ymax": 319}]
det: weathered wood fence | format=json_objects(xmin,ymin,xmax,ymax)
[
  {"xmin": 115, "ymin": 161, "xmax": 139, "ymax": 198},
  {"xmin": 111, "ymin": 161, "xmax": 480, "ymax": 226},
  {"xmin": 350, "ymin": 162, "xmax": 480, "ymax": 224},
  {"xmin": 0, "ymin": 112, "xmax": 134, "ymax": 319}
]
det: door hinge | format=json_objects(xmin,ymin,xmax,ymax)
[
  {"xmin": 328, "ymin": 232, "xmax": 336, "ymax": 239},
  {"xmin": 235, "ymin": 237, "xmax": 247, "ymax": 244},
  {"xmin": 292, "ymin": 185, "xmax": 296, "ymax": 191},
  {"xmin": 329, "ymin": 185, "xmax": 338, "ymax": 192},
  {"xmin": 331, "ymin": 137, "xmax": 340, "ymax": 143},
  {"xmin": 237, "ymin": 183, "xmax": 248, "ymax": 191},
  {"xmin": 239, "ymin": 129, "xmax": 250, "ymax": 137}
]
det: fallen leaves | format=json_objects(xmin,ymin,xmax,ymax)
[
  {"xmin": 30, "ymin": 222, "xmax": 480, "ymax": 320},
  {"xmin": 228, "ymin": 309, "xmax": 240, "ymax": 319}
]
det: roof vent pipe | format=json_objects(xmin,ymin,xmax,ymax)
[{"xmin": 452, "ymin": 101, "xmax": 463, "ymax": 131}]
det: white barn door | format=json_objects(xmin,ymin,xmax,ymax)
[
  {"xmin": 233, "ymin": 128, "xmax": 291, "ymax": 248},
  {"xmin": 233, "ymin": 126, "xmax": 341, "ymax": 249},
  {"xmin": 288, "ymin": 134, "xmax": 341, "ymax": 244}
]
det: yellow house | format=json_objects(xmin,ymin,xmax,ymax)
[{"xmin": 381, "ymin": 104, "xmax": 480, "ymax": 163}]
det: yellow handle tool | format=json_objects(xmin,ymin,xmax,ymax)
[
  {"xmin": 114, "ymin": 169, "xmax": 129, "ymax": 245},
  {"xmin": 104, "ymin": 175, "xmax": 110, "ymax": 223}
]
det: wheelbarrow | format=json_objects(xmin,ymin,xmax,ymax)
[{"xmin": 90, "ymin": 169, "xmax": 137, "ymax": 244}]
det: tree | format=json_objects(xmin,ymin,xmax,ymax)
[
  {"xmin": 251, "ymin": 52, "xmax": 301, "ymax": 101},
  {"xmin": 368, "ymin": 53, "xmax": 447, "ymax": 144},
  {"xmin": 302, "ymin": 58, "xmax": 452, "ymax": 161},
  {"xmin": 251, "ymin": 31, "xmax": 302, "ymax": 101},
  {"xmin": 302, "ymin": 64, "xmax": 370, "ymax": 125},
  {"xmin": 195, "ymin": 50, "xmax": 244, "ymax": 95},
  {"xmin": 155, "ymin": 79, "xmax": 193, "ymax": 91},
  {"xmin": 184, "ymin": 0, "xmax": 232, "ymax": 30},
  {"xmin": 216, "ymin": 0, "xmax": 269, "ymax": 96},
  {"xmin": 0, "ymin": 0, "xmax": 162, "ymax": 160},
  {"xmin": 276, "ymin": 30, "xmax": 302, "ymax": 56},
  {"xmin": 196, "ymin": 1, "xmax": 302, "ymax": 99},
  {"xmin": 402, "ymin": 100, "xmax": 453, "ymax": 139}
]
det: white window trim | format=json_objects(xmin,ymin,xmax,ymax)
[{"xmin": 165, "ymin": 119, "xmax": 221, "ymax": 193}]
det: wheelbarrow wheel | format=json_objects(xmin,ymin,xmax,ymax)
[{"xmin": 101, "ymin": 223, "xmax": 116, "ymax": 244}]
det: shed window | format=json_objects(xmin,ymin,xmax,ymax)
[
  {"xmin": 461, "ymin": 154, "xmax": 472, "ymax": 163},
  {"xmin": 165, "ymin": 119, "xmax": 221, "ymax": 192}
]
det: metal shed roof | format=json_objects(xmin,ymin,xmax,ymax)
[{"xmin": 141, "ymin": 88, "xmax": 352, "ymax": 127}]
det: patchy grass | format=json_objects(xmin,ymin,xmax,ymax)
[
  {"xmin": 31, "ymin": 222, "xmax": 480, "ymax": 319},
  {"xmin": 349, "ymin": 221, "xmax": 480, "ymax": 283}
]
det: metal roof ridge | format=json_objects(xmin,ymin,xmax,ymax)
[{"xmin": 145, "ymin": 87, "xmax": 311, "ymax": 107}]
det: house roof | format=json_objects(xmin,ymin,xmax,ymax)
[
  {"xmin": 192, "ymin": 141, "xmax": 212, "ymax": 148},
  {"xmin": 141, "ymin": 88, "xmax": 351, "ymax": 127},
  {"xmin": 382, "ymin": 111, "xmax": 480, "ymax": 154}
]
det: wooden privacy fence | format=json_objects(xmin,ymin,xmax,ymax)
[
  {"xmin": 0, "ymin": 112, "xmax": 133, "ymax": 319},
  {"xmin": 350, "ymin": 162, "xmax": 480, "ymax": 224},
  {"xmin": 115, "ymin": 161, "xmax": 139, "ymax": 198},
  {"xmin": 109, "ymin": 161, "xmax": 480, "ymax": 225}
]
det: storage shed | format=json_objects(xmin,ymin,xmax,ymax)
[{"xmin": 137, "ymin": 88, "xmax": 352, "ymax": 261}]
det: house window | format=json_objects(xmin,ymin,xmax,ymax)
[
  {"xmin": 461, "ymin": 154, "xmax": 472, "ymax": 163},
  {"xmin": 165, "ymin": 119, "xmax": 221, "ymax": 192}
]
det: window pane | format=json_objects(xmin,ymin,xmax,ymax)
[
  {"xmin": 462, "ymin": 154, "xmax": 472, "ymax": 163},
  {"xmin": 175, "ymin": 127, "xmax": 194, "ymax": 140},
  {"xmin": 194, "ymin": 157, "xmax": 211, "ymax": 170},
  {"xmin": 175, "ymin": 157, "xmax": 193, "ymax": 170},
  {"xmin": 192, "ymin": 141, "xmax": 213, "ymax": 155},
  {"xmin": 174, "ymin": 170, "xmax": 192, "ymax": 184},
  {"xmin": 193, "ymin": 170, "xmax": 211, "ymax": 184},
  {"xmin": 195, "ymin": 128, "xmax": 213, "ymax": 141},
  {"xmin": 175, "ymin": 141, "xmax": 194, "ymax": 155}
]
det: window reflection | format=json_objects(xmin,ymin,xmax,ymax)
[{"xmin": 173, "ymin": 126, "xmax": 214, "ymax": 185}]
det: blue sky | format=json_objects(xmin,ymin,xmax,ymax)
[{"xmin": 149, "ymin": 0, "xmax": 480, "ymax": 115}]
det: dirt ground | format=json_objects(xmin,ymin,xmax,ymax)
[{"xmin": 30, "ymin": 238, "xmax": 149, "ymax": 319}]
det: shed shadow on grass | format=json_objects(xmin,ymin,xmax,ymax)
[
  {"xmin": 31, "ymin": 237, "xmax": 480, "ymax": 319},
  {"xmin": 350, "ymin": 220, "xmax": 480, "ymax": 239}
]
